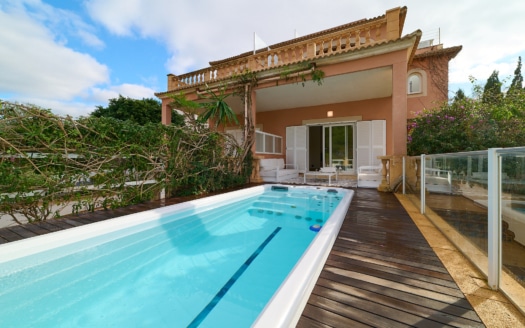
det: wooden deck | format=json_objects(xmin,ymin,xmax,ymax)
[
  {"xmin": 0, "ymin": 188, "xmax": 484, "ymax": 327},
  {"xmin": 298, "ymin": 189, "xmax": 484, "ymax": 327}
]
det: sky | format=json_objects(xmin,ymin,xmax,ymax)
[{"xmin": 1, "ymin": 0, "xmax": 524, "ymax": 118}]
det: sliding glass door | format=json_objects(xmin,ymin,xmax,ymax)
[{"xmin": 323, "ymin": 124, "xmax": 355, "ymax": 173}]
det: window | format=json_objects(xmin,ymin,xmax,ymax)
[
  {"xmin": 408, "ymin": 73, "xmax": 422, "ymax": 94},
  {"xmin": 407, "ymin": 69, "xmax": 427, "ymax": 96}
]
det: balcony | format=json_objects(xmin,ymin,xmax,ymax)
[{"xmin": 163, "ymin": 9, "xmax": 400, "ymax": 94}]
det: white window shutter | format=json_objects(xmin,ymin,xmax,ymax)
[
  {"xmin": 286, "ymin": 126, "xmax": 308, "ymax": 172},
  {"xmin": 356, "ymin": 120, "xmax": 385, "ymax": 168},
  {"xmin": 356, "ymin": 121, "xmax": 371, "ymax": 168},
  {"xmin": 371, "ymin": 120, "xmax": 386, "ymax": 166}
]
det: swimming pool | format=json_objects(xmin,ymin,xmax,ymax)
[{"xmin": 0, "ymin": 184, "xmax": 353, "ymax": 327}]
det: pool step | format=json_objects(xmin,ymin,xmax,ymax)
[{"xmin": 248, "ymin": 208, "xmax": 326, "ymax": 224}]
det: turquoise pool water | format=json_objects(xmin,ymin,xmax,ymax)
[{"xmin": 0, "ymin": 186, "xmax": 348, "ymax": 327}]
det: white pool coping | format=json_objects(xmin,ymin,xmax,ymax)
[
  {"xmin": 0, "ymin": 184, "xmax": 354, "ymax": 326},
  {"xmin": 252, "ymin": 185, "xmax": 353, "ymax": 327}
]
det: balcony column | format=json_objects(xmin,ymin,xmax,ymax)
[
  {"xmin": 250, "ymin": 88, "xmax": 257, "ymax": 154},
  {"xmin": 248, "ymin": 87, "xmax": 263, "ymax": 183},
  {"xmin": 391, "ymin": 58, "xmax": 408, "ymax": 155},
  {"xmin": 415, "ymin": 157, "xmax": 421, "ymax": 190},
  {"xmin": 378, "ymin": 156, "xmax": 391, "ymax": 192},
  {"xmin": 161, "ymin": 99, "xmax": 172, "ymax": 125}
]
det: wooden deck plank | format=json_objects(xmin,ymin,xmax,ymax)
[
  {"xmin": 4, "ymin": 225, "xmax": 39, "ymax": 239},
  {"xmin": 30, "ymin": 221, "xmax": 63, "ymax": 233},
  {"xmin": 295, "ymin": 314, "xmax": 333, "ymax": 328},
  {"xmin": 19, "ymin": 222, "xmax": 51, "ymax": 235},
  {"xmin": 315, "ymin": 277, "xmax": 484, "ymax": 327},
  {"xmin": 311, "ymin": 285, "xmax": 455, "ymax": 328},
  {"xmin": 319, "ymin": 270, "xmax": 482, "ymax": 322},
  {"xmin": 0, "ymin": 227, "xmax": 26, "ymax": 242},
  {"xmin": 333, "ymin": 239, "xmax": 445, "ymax": 266},
  {"xmin": 307, "ymin": 293, "xmax": 410, "ymax": 328},
  {"xmin": 326, "ymin": 257, "xmax": 466, "ymax": 298},
  {"xmin": 328, "ymin": 252, "xmax": 458, "ymax": 288},
  {"xmin": 328, "ymin": 249, "xmax": 455, "ymax": 282},
  {"xmin": 299, "ymin": 303, "xmax": 374, "ymax": 328}
]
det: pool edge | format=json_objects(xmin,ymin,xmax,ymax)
[{"xmin": 252, "ymin": 185, "xmax": 354, "ymax": 327}]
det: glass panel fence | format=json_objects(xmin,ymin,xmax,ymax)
[
  {"xmin": 424, "ymin": 152, "xmax": 489, "ymax": 271},
  {"xmin": 255, "ymin": 131, "xmax": 282, "ymax": 155},
  {"xmin": 264, "ymin": 134, "xmax": 273, "ymax": 153},
  {"xmin": 255, "ymin": 132, "xmax": 264, "ymax": 153},
  {"xmin": 500, "ymin": 151, "xmax": 525, "ymax": 289},
  {"xmin": 404, "ymin": 147, "xmax": 525, "ymax": 299}
]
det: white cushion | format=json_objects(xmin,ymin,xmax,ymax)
[{"xmin": 259, "ymin": 158, "xmax": 287, "ymax": 170}]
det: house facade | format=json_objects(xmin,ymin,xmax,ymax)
[{"xmin": 156, "ymin": 6, "xmax": 461, "ymax": 181}]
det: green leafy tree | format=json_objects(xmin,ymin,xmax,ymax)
[
  {"xmin": 453, "ymin": 88, "xmax": 466, "ymax": 103},
  {"xmin": 508, "ymin": 56, "xmax": 524, "ymax": 95},
  {"xmin": 91, "ymin": 95, "xmax": 184, "ymax": 126},
  {"xmin": 482, "ymin": 70, "xmax": 503, "ymax": 104},
  {"xmin": 408, "ymin": 80, "xmax": 525, "ymax": 155},
  {"xmin": 502, "ymin": 57, "xmax": 525, "ymax": 118},
  {"xmin": 408, "ymin": 99, "xmax": 494, "ymax": 154}
]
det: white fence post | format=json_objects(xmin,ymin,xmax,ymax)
[
  {"xmin": 420, "ymin": 154, "xmax": 426, "ymax": 214},
  {"xmin": 487, "ymin": 148, "xmax": 501, "ymax": 290},
  {"xmin": 402, "ymin": 156, "xmax": 406, "ymax": 195}
]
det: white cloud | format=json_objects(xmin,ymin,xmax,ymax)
[
  {"xmin": 85, "ymin": 0, "xmax": 525, "ymax": 85},
  {"xmin": 8, "ymin": 82, "xmax": 157, "ymax": 118},
  {"xmin": 403, "ymin": 0, "xmax": 525, "ymax": 86},
  {"xmin": 0, "ymin": 4, "xmax": 108, "ymax": 100},
  {"xmin": 91, "ymin": 83, "xmax": 156, "ymax": 103},
  {"xmin": 11, "ymin": 96, "xmax": 98, "ymax": 118},
  {"xmin": 76, "ymin": 29, "xmax": 105, "ymax": 49},
  {"xmin": 87, "ymin": 0, "xmax": 371, "ymax": 74}
]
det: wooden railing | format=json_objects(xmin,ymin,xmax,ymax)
[{"xmin": 167, "ymin": 18, "xmax": 390, "ymax": 92}]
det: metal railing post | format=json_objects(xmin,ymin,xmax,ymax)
[{"xmin": 487, "ymin": 148, "xmax": 502, "ymax": 290}]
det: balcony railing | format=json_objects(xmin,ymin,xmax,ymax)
[
  {"xmin": 255, "ymin": 131, "xmax": 282, "ymax": 155},
  {"xmin": 167, "ymin": 18, "xmax": 391, "ymax": 92}
]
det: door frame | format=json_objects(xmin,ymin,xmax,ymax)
[{"xmin": 322, "ymin": 123, "xmax": 356, "ymax": 174}]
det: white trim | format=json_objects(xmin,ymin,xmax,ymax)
[{"xmin": 253, "ymin": 186, "xmax": 354, "ymax": 327}]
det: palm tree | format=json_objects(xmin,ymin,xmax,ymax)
[{"xmin": 198, "ymin": 85, "xmax": 239, "ymax": 129}]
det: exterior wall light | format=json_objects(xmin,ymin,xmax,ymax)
[{"xmin": 327, "ymin": 111, "xmax": 334, "ymax": 117}]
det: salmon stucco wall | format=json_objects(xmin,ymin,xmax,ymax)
[
  {"xmin": 256, "ymin": 97, "xmax": 393, "ymax": 155},
  {"xmin": 407, "ymin": 51, "xmax": 451, "ymax": 118}
]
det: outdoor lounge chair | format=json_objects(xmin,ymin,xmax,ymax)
[
  {"xmin": 304, "ymin": 166, "xmax": 338, "ymax": 186},
  {"xmin": 259, "ymin": 158, "xmax": 299, "ymax": 182},
  {"xmin": 357, "ymin": 165, "xmax": 382, "ymax": 188}
]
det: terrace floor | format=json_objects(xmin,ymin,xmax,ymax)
[
  {"xmin": 297, "ymin": 188, "xmax": 485, "ymax": 327},
  {"xmin": 0, "ymin": 186, "xmax": 523, "ymax": 326}
]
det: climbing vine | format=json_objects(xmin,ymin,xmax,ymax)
[
  {"xmin": 0, "ymin": 101, "xmax": 251, "ymax": 224},
  {"xmin": 279, "ymin": 62, "xmax": 325, "ymax": 86}
]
